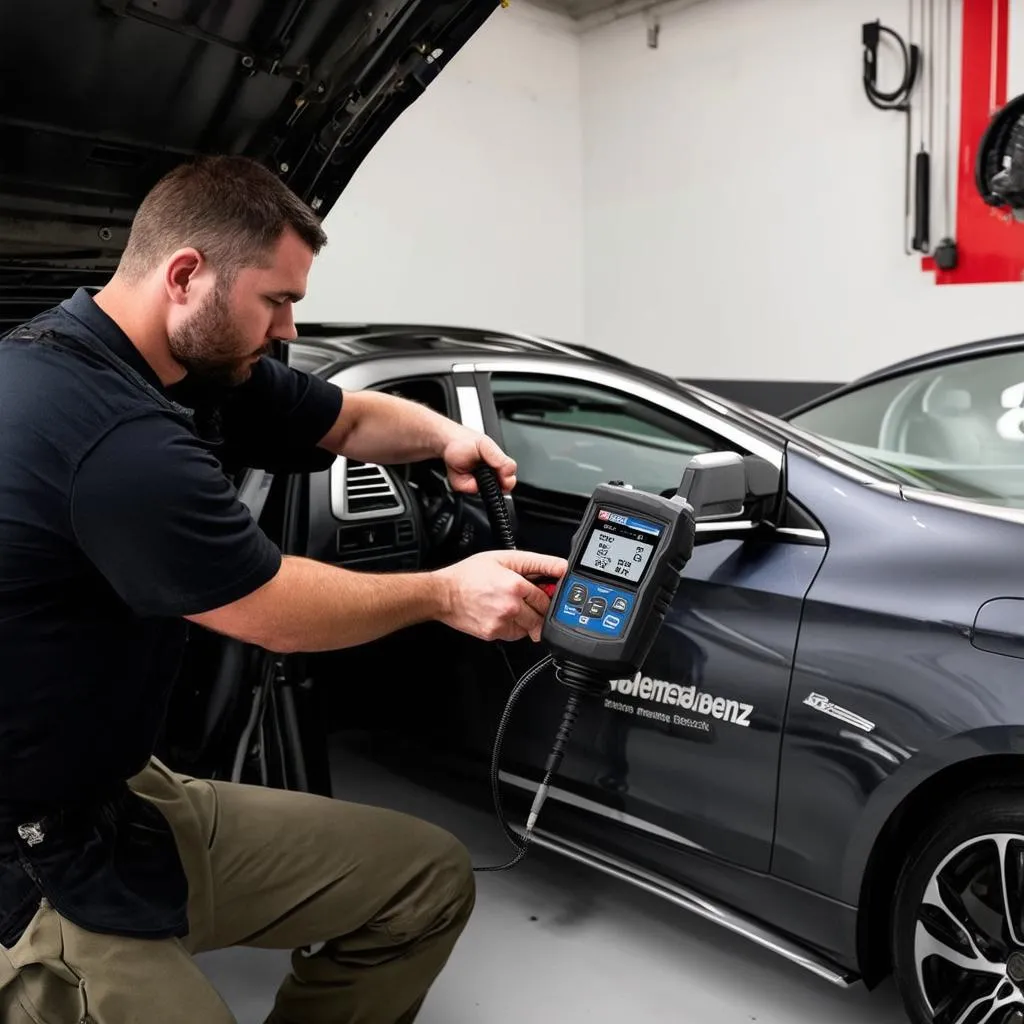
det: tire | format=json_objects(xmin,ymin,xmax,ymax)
[{"xmin": 892, "ymin": 789, "xmax": 1024, "ymax": 1024}]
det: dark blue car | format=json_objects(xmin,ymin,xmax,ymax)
[{"xmin": 155, "ymin": 323, "xmax": 1024, "ymax": 1024}]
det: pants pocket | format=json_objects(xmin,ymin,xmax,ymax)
[
  {"xmin": 13, "ymin": 978, "xmax": 88, "ymax": 1024},
  {"xmin": 3, "ymin": 960, "xmax": 89, "ymax": 1024},
  {"xmin": 46, "ymin": 914, "xmax": 91, "ymax": 1024}
]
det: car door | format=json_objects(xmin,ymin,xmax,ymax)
[{"xmin": 461, "ymin": 360, "xmax": 828, "ymax": 873}]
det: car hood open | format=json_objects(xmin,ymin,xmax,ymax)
[{"xmin": 0, "ymin": 0, "xmax": 498, "ymax": 279}]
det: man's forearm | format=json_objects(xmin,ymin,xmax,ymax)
[
  {"xmin": 321, "ymin": 390, "xmax": 462, "ymax": 464},
  {"xmin": 187, "ymin": 555, "xmax": 451, "ymax": 654}
]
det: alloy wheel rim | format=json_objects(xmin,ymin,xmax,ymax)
[{"xmin": 915, "ymin": 832, "xmax": 1024, "ymax": 1024}]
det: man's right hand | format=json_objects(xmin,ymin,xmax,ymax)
[
  {"xmin": 433, "ymin": 550, "xmax": 569, "ymax": 643},
  {"xmin": 187, "ymin": 549, "xmax": 569, "ymax": 655}
]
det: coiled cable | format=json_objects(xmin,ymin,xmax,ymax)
[
  {"xmin": 473, "ymin": 464, "xmax": 516, "ymax": 549},
  {"xmin": 862, "ymin": 18, "xmax": 919, "ymax": 112},
  {"xmin": 470, "ymin": 464, "xmax": 607, "ymax": 873}
]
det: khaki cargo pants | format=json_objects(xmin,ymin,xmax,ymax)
[{"xmin": 0, "ymin": 758, "xmax": 476, "ymax": 1023}]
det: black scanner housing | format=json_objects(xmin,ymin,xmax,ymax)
[{"xmin": 541, "ymin": 484, "xmax": 697, "ymax": 680}]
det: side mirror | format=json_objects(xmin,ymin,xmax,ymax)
[
  {"xmin": 666, "ymin": 451, "xmax": 781, "ymax": 535},
  {"xmin": 671, "ymin": 452, "xmax": 774, "ymax": 520},
  {"xmin": 677, "ymin": 451, "xmax": 747, "ymax": 521}
]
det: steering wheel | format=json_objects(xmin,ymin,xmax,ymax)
[
  {"xmin": 413, "ymin": 463, "xmax": 465, "ymax": 550},
  {"xmin": 409, "ymin": 460, "xmax": 518, "ymax": 560}
]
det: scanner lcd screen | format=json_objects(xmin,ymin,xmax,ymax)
[{"xmin": 577, "ymin": 510, "xmax": 662, "ymax": 585}]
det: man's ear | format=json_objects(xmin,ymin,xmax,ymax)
[{"xmin": 163, "ymin": 248, "xmax": 205, "ymax": 305}]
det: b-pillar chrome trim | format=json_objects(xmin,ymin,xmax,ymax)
[
  {"xmin": 455, "ymin": 383, "xmax": 486, "ymax": 433},
  {"xmin": 516, "ymin": 826, "xmax": 858, "ymax": 989}
]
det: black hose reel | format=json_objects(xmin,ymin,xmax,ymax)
[{"xmin": 976, "ymin": 91, "xmax": 1024, "ymax": 219}]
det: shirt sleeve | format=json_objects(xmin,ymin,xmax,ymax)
[
  {"xmin": 70, "ymin": 413, "xmax": 283, "ymax": 619},
  {"xmin": 215, "ymin": 357, "xmax": 343, "ymax": 474}
]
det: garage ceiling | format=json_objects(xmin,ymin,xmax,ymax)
[
  {"xmin": 529, "ymin": 0, "xmax": 630, "ymax": 19},
  {"xmin": 527, "ymin": 1, "xmax": 699, "ymax": 26}
]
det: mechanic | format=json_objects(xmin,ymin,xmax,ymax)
[{"xmin": 0, "ymin": 154, "xmax": 567, "ymax": 1024}]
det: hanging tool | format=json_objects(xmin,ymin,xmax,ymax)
[{"xmin": 861, "ymin": 14, "xmax": 922, "ymax": 253}]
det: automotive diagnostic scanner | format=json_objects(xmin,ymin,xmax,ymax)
[
  {"xmin": 541, "ymin": 484, "xmax": 696, "ymax": 695},
  {"xmin": 472, "ymin": 451, "xmax": 752, "ymax": 872}
]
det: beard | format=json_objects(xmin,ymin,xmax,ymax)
[{"xmin": 167, "ymin": 284, "xmax": 270, "ymax": 387}]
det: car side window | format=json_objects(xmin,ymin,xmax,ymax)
[
  {"xmin": 791, "ymin": 351, "xmax": 1024, "ymax": 458},
  {"xmin": 490, "ymin": 374, "xmax": 733, "ymax": 498},
  {"xmin": 787, "ymin": 351, "xmax": 1024, "ymax": 507}
]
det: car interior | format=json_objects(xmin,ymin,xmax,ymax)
[{"xmin": 789, "ymin": 351, "xmax": 1024, "ymax": 506}]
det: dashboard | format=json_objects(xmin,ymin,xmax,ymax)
[{"xmin": 301, "ymin": 374, "xmax": 483, "ymax": 573}]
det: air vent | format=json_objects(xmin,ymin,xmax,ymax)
[
  {"xmin": 396, "ymin": 520, "xmax": 415, "ymax": 546},
  {"xmin": 346, "ymin": 461, "xmax": 402, "ymax": 514},
  {"xmin": 330, "ymin": 457, "xmax": 404, "ymax": 520}
]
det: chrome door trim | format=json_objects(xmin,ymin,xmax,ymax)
[
  {"xmin": 776, "ymin": 526, "xmax": 827, "ymax": 541},
  {"xmin": 900, "ymin": 485, "xmax": 1024, "ymax": 526},
  {"xmin": 499, "ymin": 770, "xmax": 706, "ymax": 851},
  {"xmin": 451, "ymin": 358, "xmax": 783, "ymax": 469},
  {"xmin": 693, "ymin": 521, "xmax": 826, "ymax": 542},
  {"xmin": 518, "ymin": 825, "xmax": 858, "ymax": 989},
  {"xmin": 695, "ymin": 520, "xmax": 756, "ymax": 535}
]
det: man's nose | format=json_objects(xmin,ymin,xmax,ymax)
[{"xmin": 273, "ymin": 304, "xmax": 298, "ymax": 342}]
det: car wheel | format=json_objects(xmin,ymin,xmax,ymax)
[{"xmin": 892, "ymin": 790, "xmax": 1024, "ymax": 1024}]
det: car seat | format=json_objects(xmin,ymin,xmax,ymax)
[{"xmin": 898, "ymin": 386, "xmax": 994, "ymax": 462}]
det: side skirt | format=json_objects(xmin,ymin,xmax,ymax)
[{"xmin": 519, "ymin": 824, "xmax": 860, "ymax": 989}]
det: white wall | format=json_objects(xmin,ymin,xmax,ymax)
[
  {"xmin": 302, "ymin": 0, "xmax": 1024, "ymax": 385},
  {"xmin": 302, "ymin": 2, "xmax": 584, "ymax": 345},
  {"xmin": 581, "ymin": 0, "xmax": 1024, "ymax": 383}
]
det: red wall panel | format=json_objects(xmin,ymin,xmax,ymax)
[{"xmin": 922, "ymin": 0, "xmax": 1024, "ymax": 283}]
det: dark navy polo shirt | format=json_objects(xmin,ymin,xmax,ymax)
[{"xmin": 0, "ymin": 288, "xmax": 342, "ymax": 944}]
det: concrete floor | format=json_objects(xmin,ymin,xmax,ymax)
[{"xmin": 196, "ymin": 742, "xmax": 908, "ymax": 1024}]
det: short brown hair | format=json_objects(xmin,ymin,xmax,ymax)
[{"xmin": 117, "ymin": 155, "xmax": 327, "ymax": 282}]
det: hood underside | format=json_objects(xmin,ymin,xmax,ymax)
[{"xmin": 0, "ymin": 0, "xmax": 498, "ymax": 276}]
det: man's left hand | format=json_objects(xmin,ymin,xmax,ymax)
[{"xmin": 443, "ymin": 429, "xmax": 517, "ymax": 495}]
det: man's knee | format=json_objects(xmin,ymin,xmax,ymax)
[
  {"xmin": 414, "ymin": 821, "xmax": 476, "ymax": 933},
  {"xmin": 375, "ymin": 819, "xmax": 476, "ymax": 947},
  {"xmin": 437, "ymin": 828, "xmax": 476, "ymax": 926}
]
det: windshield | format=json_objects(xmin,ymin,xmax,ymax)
[{"xmin": 786, "ymin": 350, "xmax": 1024, "ymax": 508}]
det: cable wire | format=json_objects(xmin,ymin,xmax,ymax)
[
  {"xmin": 863, "ymin": 23, "xmax": 920, "ymax": 110},
  {"xmin": 474, "ymin": 654, "xmax": 555, "ymax": 873}
]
